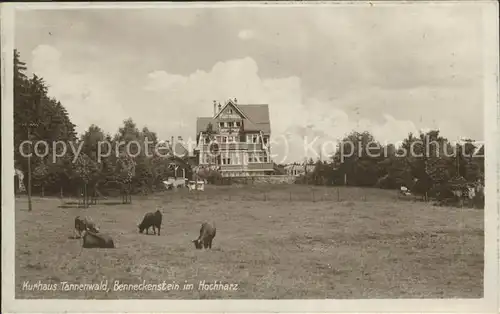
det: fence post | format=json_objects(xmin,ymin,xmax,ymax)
[{"xmin": 337, "ymin": 188, "xmax": 340, "ymax": 202}]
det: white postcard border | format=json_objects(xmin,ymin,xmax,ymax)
[{"xmin": 1, "ymin": 1, "xmax": 499, "ymax": 313}]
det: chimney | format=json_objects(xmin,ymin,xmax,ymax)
[
  {"xmin": 213, "ymin": 100, "xmax": 217, "ymax": 116},
  {"xmin": 218, "ymin": 102, "xmax": 221, "ymax": 112},
  {"xmin": 234, "ymin": 98, "xmax": 237, "ymax": 104}
]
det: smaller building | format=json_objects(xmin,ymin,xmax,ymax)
[{"xmin": 284, "ymin": 163, "xmax": 316, "ymax": 177}]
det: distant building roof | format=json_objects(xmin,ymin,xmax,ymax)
[
  {"xmin": 476, "ymin": 145, "xmax": 484, "ymax": 156},
  {"xmin": 172, "ymin": 142, "xmax": 189, "ymax": 157},
  {"xmin": 448, "ymin": 175, "xmax": 468, "ymax": 185},
  {"xmin": 157, "ymin": 141, "xmax": 189, "ymax": 158}
]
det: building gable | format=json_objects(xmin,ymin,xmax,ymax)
[
  {"xmin": 196, "ymin": 100, "xmax": 271, "ymax": 135},
  {"xmin": 214, "ymin": 99, "xmax": 248, "ymax": 120}
]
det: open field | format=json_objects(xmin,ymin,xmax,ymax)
[{"xmin": 15, "ymin": 185, "xmax": 483, "ymax": 299}]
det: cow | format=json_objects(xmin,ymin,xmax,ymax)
[
  {"xmin": 81, "ymin": 230, "xmax": 115, "ymax": 248},
  {"xmin": 192, "ymin": 222, "xmax": 216, "ymax": 249},
  {"xmin": 138, "ymin": 209, "xmax": 162, "ymax": 235},
  {"xmin": 74, "ymin": 216, "xmax": 99, "ymax": 238}
]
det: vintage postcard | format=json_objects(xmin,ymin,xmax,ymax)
[{"xmin": 1, "ymin": 1, "xmax": 499, "ymax": 313}]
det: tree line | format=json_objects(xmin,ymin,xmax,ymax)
[
  {"xmin": 14, "ymin": 50, "xmax": 191, "ymax": 200},
  {"xmin": 301, "ymin": 130, "xmax": 484, "ymax": 206}
]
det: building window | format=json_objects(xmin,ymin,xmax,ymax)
[
  {"xmin": 228, "ymin": 109, "xmax": 233, "ymax": 114},
  {"xmin": 228, "ymin": 122, "xmax": 234, "ymax": 127},
  {"xmin": 246, "ymin": 134, "xmax": 259, "ymax": 144},
  {"xmin": 249, "ymin": 153, "xmax": 263, "ymax": 163},
  {"xmin": 221, "ymin": 152, "xmax": 231, "ymax": 165},
  {"xmin": 235, "ymin": 121, "xmax": 241, "ymax": 127},
  {"xmin": 249, "ymin": 152, "xmax": 268, "ymax": 163},
  {"xmin": 263, "ymin": 137, "xmax": 269, "ymax": 145}
]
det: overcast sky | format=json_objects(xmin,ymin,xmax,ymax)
[{"xmin": 15, "ymin": 4, "xmax": 485, "ymax": 163}]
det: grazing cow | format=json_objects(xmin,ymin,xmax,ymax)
[
  {"xmin": 81, "ymin": 230, "xmax": 115, "ymax": 248},
  {"xmin": 138, "ymin": 209, "xmax": 162, "ymax": 235},
  {"xmin": 192, "ymin": 222, "xmax": 216, "ymax": 249},
  {"xmin": 74, "ymin": 216, "xmax": 99, "ymax": 238}
]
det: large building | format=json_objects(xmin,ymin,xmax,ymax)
[{"xmin": 194, "ymin": 98, "xmax": 273, "ymax": 177}]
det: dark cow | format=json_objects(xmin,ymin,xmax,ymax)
[
  {"xmin": 192, "ymin": 222, "xmax": 216, "ymax": 249},
  {"xmin": 138, "ymin": 209, "xmax": 162, "ymax": 235},
  {"xmin": 81, "ymin": 230, "xmax": 115, "ymax": 248},
  {"xmin": 74, "ymin": 216, "xmax": 99, "ymax": 238}
]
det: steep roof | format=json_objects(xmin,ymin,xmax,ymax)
[
  {"xmin": 157, "ymin": 141, "xmax": 189, "ymax": 157},
  {"xmin": 196, "ymin": 117, "xmax": 214, "ymax": 136},
  {"xmin": 476, "ymin": 145, "xmax": 484, "ymax": 156},
  {"xmin": 447, "ymin": 175, "xmax": 468, "ymax": 187},
  {"xmin": 196, "ymin": 103, "xmax": 271, "ymax": 135},
  {"xmin": 172, "ymin": 142, "xmax": 189, "ymax": 157},
  {"xmin": 239, "ymin": 105, "xmax": 270, "ymax": 133}
]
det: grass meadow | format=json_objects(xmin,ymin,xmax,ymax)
[{"xmin": 14, "ymin": 185, "xmax": 484, "ymax": 299}]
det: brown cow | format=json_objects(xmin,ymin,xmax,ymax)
[
  {"xmin": 192, "ymin": 222, "xmax": 216, "ymax": 249},
  {"xmin": 81, "ymin": 230, "xmax": 115, "ymax": 248},
  {"xmin": 138, "ymin": 209, "xmax": 162, "ymax": 235}
]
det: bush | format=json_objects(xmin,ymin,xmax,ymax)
[{"xmin": 205, "ymin": 170, "xmax": 223, "ymax": 185}]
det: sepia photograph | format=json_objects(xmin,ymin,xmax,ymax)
[{"xmin": 1, "ymin": 1, "xmax": 499, "ymax": 313}]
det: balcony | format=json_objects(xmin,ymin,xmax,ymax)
[
  {"xmin": 218, "ymin": 126, "xmax": 242, "ymax": 134},
  {"xmin": 247, "ymin": 162, "xmax": 274, "ymax": 170},
  {"xmin": 201, "ymin": 142, "xmax": 261, "ymax": 151},
  {"xmin": 217, "ymin": 163, "xmax": 273, "ymax": 171},
  {"xmin": 246, "ymin": 143, "xmax": 262, "ymax": 152},
  {"xmin": 220, "ymin": 164, "xmax": 244, "ymax": 171}
]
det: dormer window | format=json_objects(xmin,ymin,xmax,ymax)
[{"xmin": 228, "ymin": 109, "xmax": 233, "ymax": 114}]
